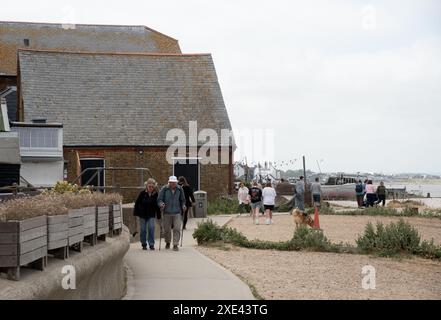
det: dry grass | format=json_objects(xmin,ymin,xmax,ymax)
[
  {"xmin": 0, "ymin": 194, "xmax": 67, "ymax": 221},
  {"xmin": 0, "ymin": 192, "xmax": 123, "ymax": 222}
]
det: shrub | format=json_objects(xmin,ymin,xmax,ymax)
[
  {"xmin": 207, "ymin": 198, "xmax": 239, "ymax": 215},
  {"xmin": 192, "ymin": 219, "xmax": 226, "ymax": 244},
  {"xmin": 45, "ymin": 181, "xmax": 91, "ymax": 195},
  {"xmin": 356, "ymin": 219, "xmax": 421, "ymax": 256},
  {"xmin": 418, "ymin": 240, "xmax": 441, "ymax": 259},
  {"xmin": 290, "ymin": 225, "xmax": 333, "ymax": 251},
  {"xmin": 193, "ymin": 220, "xmax": 344, "ymax": 253}
]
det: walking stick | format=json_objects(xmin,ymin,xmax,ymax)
[
  {"xmin": 159, "ymin": 209, "xmax": 163, "ymax": 251},
  {"xmin": 180, "ymin": 208, "xmax": 185, "ymax": 247}
]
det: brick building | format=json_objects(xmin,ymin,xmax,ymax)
[{"xmin": 16, "ymin": 50, "xmax": 234, "ymax": 201}]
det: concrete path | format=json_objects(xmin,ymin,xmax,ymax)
[{"xmin": 123, "ymin": 216, "xmax": 255, "ymax": 300}]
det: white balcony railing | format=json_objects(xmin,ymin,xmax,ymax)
[{"xmin": 11, "ymin": 125, "xmax": 63, "ymax": 159}]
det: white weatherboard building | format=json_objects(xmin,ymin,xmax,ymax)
[
  {"xmin": 10, "ymin": 121, "xmax": 64, "ymax": 187},
  {"xmin": 1, "ymin": 99, "xmax": 64, "ymax": 188}
]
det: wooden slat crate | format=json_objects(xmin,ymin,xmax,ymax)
[
  {"xmin": 96, "ymin": 206, "xmax": 109, "ymax": 241},
  {"xmin": 0, "ymin": 215, "xmax": 48, "ymax": 281},
  {"xmin": 68, "ymin": 209, "xmax": 84, "ymax": 252},
  {"xmin": 109, "ymin": 203, "xmax": 123, "ymax": 236},
  {"xmin": 82, "ymin": 206, "xmax": 97, "ymax": 246},
  {"xmin": 47, "ymin": 215, "xmax": 69, "ymax": 260}
]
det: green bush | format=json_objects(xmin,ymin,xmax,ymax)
[
  {"xmin": 192, "ymin": 219, "xmax": 225, "ymax": 244},
  {"xmin": 356, "ymin": 219, "xmax": 421, "ymax": 256},
  {"xmin": 418, "ymin": 239, "xmax": 441, "ymax": 259},
  {"xmin": 306, "ymin": 205, "xmax": 336, "ymax": 215},
  {"xmin": 290, "ymin": 225, "xmax": 333, "ymax": 251},
  {"xmin": 193, "ymin": 218, "xmax": 441, "ymax": 261},
  {"xmin": 207, "ymin": 198, "xmax": 239, "ymax": 215},
  {"xmin": 193, "ymin": 220, "xmax": 344, "ymax": 253}
]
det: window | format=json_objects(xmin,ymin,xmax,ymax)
[{"xmin": 23, "ymin": 39, "xmax": 30, "ymax": 47}]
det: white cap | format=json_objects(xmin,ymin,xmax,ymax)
[{"xmin": 168, "ymin": 176, "xmax": 178, "ymax": 183}]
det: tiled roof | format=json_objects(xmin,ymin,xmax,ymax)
[
  {"xmin": 0, "ymin": 21, "xmax": 181, "ymax": 75},
  {"xmin": 18, "ymin": 50, "xmax": 233, "ymax": 147}
]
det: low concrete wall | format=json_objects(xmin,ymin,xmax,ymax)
[
  {"xmin": 123, "ymin": 203, "xmax": 160, "ymax": 244},
  {"xmin": 0, "ymin": 226, "xmax": 130, "ymax": 300}
]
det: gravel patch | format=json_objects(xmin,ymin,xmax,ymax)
[
  {"xmin": 197, "ymin": 246, "xmax": 441, "ymax": 299},
  {"xmin": 196, "ymin": 214, "xmax": 441, "ymax": 299}
]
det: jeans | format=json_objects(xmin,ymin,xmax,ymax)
[
  {"xmin": 356, "ymin": 195, "xmax": 364, "ymax": 207},
  {"xmin": 140, "ymin": 217, "xmax": 155, "ymax": 248},
  {"xmin": 313, "ymin": 194, "xmax": 321, "ymax": 203},
  {"xmin": 295, "ymin": 194, "xmax": 305, "ymax": 212}
]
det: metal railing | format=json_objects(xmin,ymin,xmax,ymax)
[{"xmin": 70, "ymin": 167, "xmax": 154, "ymax": 192}]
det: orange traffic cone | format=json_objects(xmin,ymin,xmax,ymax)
[{"xmin": 313, "ymin": 206, "xmax": 320, "ymax": 229}]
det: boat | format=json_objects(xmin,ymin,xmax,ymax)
[{"xmin": 321, "ymin": 174, "xmax": 364, "ymax": 200}]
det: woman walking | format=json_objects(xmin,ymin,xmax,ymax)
[
  {"xmin": 178, "ymin": 176, "xmax": 195, "ymax": 230},
  {"xmin": 134, "ymin": 178, "xmax": 161, "ymax": 250},
  {"xmin": 262, "ymin": 182, "xmax": 276, "ymax": 225},
  {"xmin": 249, "ymin": 181, "xmax": 263, "ymax": 225},
  {"xmin": 237, "ymin": 181, "xmax": 250, "ymax": 215},
  {"xmin": 365, "ymin": 180, "xmax": 377, "ymax": 207}
]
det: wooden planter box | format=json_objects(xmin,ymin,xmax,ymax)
[
  {"xmin": 109, "ymin": 203, "xmax": 123, "ymax": 236},
  {"xmin": 82, "ymin": 206, "xmax": 97, "ymax": 246},
  {"xmin": 96, "ymin": 206, "xmax": 109, "ymax": 241},
  {"xmin": 0, "ymin": 215, "xmax": 47, "ymax": 281},
  {"xmin": 47, "ymin": 215, "xmax": 69, "ymax": 260},
  {"xmin": 68, "ymin": 209, "xmax": 84, "ymax": 252}
]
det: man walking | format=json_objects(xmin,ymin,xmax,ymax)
[
  {"xmin": 311, "ymin": 177, "xmax": 322, "ymax": 207},
  {"xmin": 157, "ymin": 176, "xmax": 187, "ymax": 251},
  {"xmin": 294, "ymin": 176, "xmax": 306, "ymax": 214}
]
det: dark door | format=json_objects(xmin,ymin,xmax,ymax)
[
  {"xmin": 0, "ymin": 164, "xmax": 20, "ymax": 192},
  {"xmin": 80, "ymin": 159, "xmax": 104, "ymax": 189},
  {"xmin": 173, "ymin": 158, "xmax": 199, "ymax": 192}
]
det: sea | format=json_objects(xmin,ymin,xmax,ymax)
[{"xmin": 386, "ymin": 183, "xmax": 441, "ymax": 198}]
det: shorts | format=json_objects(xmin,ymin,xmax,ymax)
[
  {"xmin": 264, "ymin": 205, "xmax": 275, "ymax": 211},
  {"xmin": 313, "ymin": 194, "xmax": 321, "ymax": 203},
  {"xmin": 250, "ymin": 202, "xmax": 262, "ymax": 209}
]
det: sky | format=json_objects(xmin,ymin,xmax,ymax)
[{"xmin": 2, "ymin": 0, "xmax": 441, "ymax": 174}]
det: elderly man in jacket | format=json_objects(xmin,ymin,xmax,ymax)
[{"xmin": 157, "ymin": 176, "xmax": 187, "ymax": 251}]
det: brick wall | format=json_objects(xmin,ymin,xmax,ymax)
[{"xmin": 64, "ymin": 146, "xmax": 233, "ymax": 202}]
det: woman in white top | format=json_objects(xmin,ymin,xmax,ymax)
[
  {"xmin": 237, "ymin": 182, "xmax": 250, "ymax": 215},
  {"xmin": 262, "ymin": 182, "xmax": 277, "ymax": 225}
]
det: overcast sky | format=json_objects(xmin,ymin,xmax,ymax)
[{"xmin": 2, "ymin": 0, "xmax": 440, "ymax": 174}]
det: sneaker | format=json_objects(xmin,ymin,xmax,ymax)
[
  {"xmin": 173, "ymin": 245, "xmax": 179, "ymax": 251},
  {"xmin": 149, "ymin": 246, "xmax": 155, "ymax": 250},
  {"xmin": 165, "ymin": 243, "xmax": 170, "ymax": 250},
  {"xmin": 270, "ymin": 219, "xmax": 273, "ymax": 224},
  {"xmin": 254, "ymin": 219, "xmax": 259, "ymax": 225},
  {"xmin": 142, "ymin": 245, "xmax": 147, "ymax": 251},
  {"xmin": 265, "ymin": 219, "xmax": 270, "ymax": 225}
]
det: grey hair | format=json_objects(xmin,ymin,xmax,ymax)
[{"xmin": 145, "ymin": 178, "xmax": 157, "ymax": 187}]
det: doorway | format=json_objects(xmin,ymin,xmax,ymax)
[
  {"xmin": 172, "ymin": 157, "xmax": 200, "ymax": 192},
  {"xmin": 80, "ymin": 158, "xmax": 105, "ymax": 189}
]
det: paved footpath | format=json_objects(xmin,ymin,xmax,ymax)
[{"xmin": 123, "ymin": 215, "xmax": 254, "ymax": 300}]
